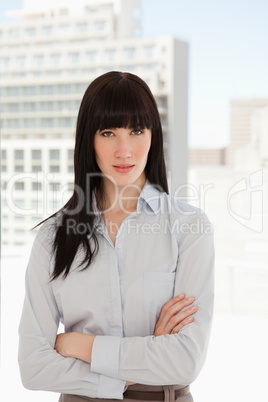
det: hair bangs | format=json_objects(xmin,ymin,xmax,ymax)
[{"xmin": 91, "ymin": 76, "xmax": 157, "ymax": 133}]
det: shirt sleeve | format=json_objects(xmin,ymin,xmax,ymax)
[
  {"xmin": 91, "ymin": 212, "xmax": 214, "ymax": 386},
  {"xmin": 18, "ymin": 224, "xmax": 126, "ymax": 399}
]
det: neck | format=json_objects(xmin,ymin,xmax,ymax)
[{"xmin": 99, "ymin": 176, "xmax": 146, "ymax": 214}]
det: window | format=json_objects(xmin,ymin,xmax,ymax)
[
  {"xmin": 24, "ymin": 86, "xmax": 36, "ymax": 96},
  {"xmin": 40, "ymin": 101, "xmax": 54, "ymax": 111},
  {"xmin": 32, "ymin": 182, "xmax": 42, "ymax": 191},
  {"xmin": 32, "ymin": 165, "xmax": 42, "ymax": 172},
  {"xmin": 14, "ymin": 150, "xmax": 24, "ymax": 160},
  {"xmin": 68, "ymin": 149, "xmax": 73, "ymax": 160},
  {"xmin": 68, "ymin": 52, "xmax": 79, "ymax": 64},
  {"xmin": 94, "ymin": 20, "xmax": 106, "ymax": 31},
  {"xmin": 49, "ymin": 150, "xmax": 60, "ymax": 160},
  {"xmin": 32, "ymin": 150, "xmax": 42, "ymax": 160},
  {"xmin": 50, "ymin": 165, "xmax": 60, "ymax": 173},
  {"xmin": 33, "ymin": 55, "xmax": 44, "ymax": 67},
  {"xmin": 10, "ymin": 103, "xmax": 20, "ymax": 112},
  {"xmin": 86, "ymin": 51, "xmax": 97, "ymax": 63},
  {"xmin": 26, "ymin": 27, "xmax": 36, "ymax": 37},
  {"xmin": 9, "ymin": 29, "xmax": 19, "ymax": 39},
  {"xmin": 15, "ymin": 215, "xmax": 25, "ymax": 221},
  {"xmin": 0, "ymin": 57, "xmax": 10, "ymax": 69},
  {"xmin": 1, "ymin": 150, "xmax": 7, "ymax": 160},
  {"xmin": 42, "ymin": 118, "xmax": 54, "ymax": 127},
  {"xmin": 59, "ymin": 24, "xmax": 70, "ymax": 37},
  {"xmin": 15, "ymin": 165, "xmax": 24, "ymax": 172},
  {"xmin": 14, "ymin": 182, "xmax": 24, "ymax": 190},
  {"xmin": 124, "ymin": 48, "xmax": 136, "ymax": 60},
  {"xmin": 50, "ymin": 53, "xmax": 61, "ymax": 66},
  {"xmin": 24, "ymin": 102, "xmax": 36, "ymax": 112},
  {"xmin": 42, "ymin": 26, "xmax": 52, "ymax": 36},
  {"xmin": 76, "ymin": 23, "xmax": 88, "ymax": 33},
  {"xmin": 59, "ymin": 8, "xmax": 68, "ymax": 16},
  {"xmin": 143, "ymin": 45, "xmax": 156, "ymax": 59},
  {"xmin": 41, "ymin": 85, "xmax": 54, "ymax": 95},
  {"xmin": 24, "ymin": 118, "xmax": 36, "ymax": 127},
  {"xmin": 60, "ymin": 84, "xmax": 72, "ymax": 94},
  {"xmin": 104, "ymin": 49, "xmax": 116, "ymax": 62}
]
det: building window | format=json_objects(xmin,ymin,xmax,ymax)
[
  {"xmin": 33, "ymin": 55, "xmax": 44, "ymax": 67},
  {"xmin": 68, "ymin": 149, "xmax": 73, "ymax": 160},
  {"xmin": 49, "ymin": 150, "xmax": 60, "ymax": 160},
  {"xmin": 50, "ymin": 165, "xmax": 60, "ymax": 173},
  {"xmin": 41, "ymin": 101, "xmax": 54, "ymax": 111},
  {"xmin": 76, "ymin": 22, "xmax": 88, "ymax": 33},
  {"xmin": 42, "ymin": 26, "xmax": 52, "ymax": 36},
  {"xmin": 15, "ymin": 165, "xmax": 24, "ymax": 172},
  {"xmin": 32, "ymin": 150, "xmax": 42, "ymax": 160},
  {"xmin": 124, "ymin": 48, "xmax": 136, "ymax": 60},
  {"xmin": 68, "ymin": 52, "xmax": 79, "ymax": 64},
  {"xmin": 104, "ymin": 49, "xmax": 116, "ymax": 62},
  {"xmin": 60, "ymin": 84, "xmax": 73, "ymax": 94},
  {"xmin": 15, "ymin": 215, "xmax": 25, "ymax": 221},
  {"xmin": 24, "ymin": 118, "xmax": 36, "ymax": 127},
  {"xmin": 94, "ymin": 20, "xmax": 106, "ymax": 31},
  {"xmin": 86, "ymin": 51, "xmax": 98, "ymax": 63},
  {"xmin": 0, "ymin": 57, "xmax": 10, "ymax": 69},
  {"xmin": 50, "ymin": 53, "xmax": 61, "ymax": 66},
  {"xmin": 41, "ymin": 85, "xmax": 54, "ymax": 95},
  {"xmin": 14, "ymin": 150, "xmax": 24, "ymax": 160},
  {"xmin": 17, "ymin": 56, "xmax": 26, "ymax": 68},
  {"xmin": 143, "ymin": 45, "xmax": 156, "ymax": 59},
  {"xmin": 59, "ymin": 8, "xmax": 68, "ymax": 16},
  {"xmin": 24, "ymin": 86, "xmax": 36, "ymax": 96},
  {"xmin": 9, "ymin": 29, "xmax": 19, "ymax": 39},
  {"xmin": 32, "ymin": 165, "xmax": 42, "ymax": 172},
  {"xmin": 59, "ymin": 24, "xmax": 70, "ymax": 36},
  {"xmin": 1, "ymin": 150, "xmax": 7, "ymax": 160},
  {"xmin": 26, "ymin": 27, "xmax": 36, "ymax": 37},
  {"xmin": 24, "ymin": 102, "xmax": 36, "ymax": 112},
  {"xmin": 32, "ymin": 182, "xmax": 42, "ymax": 191},
  {"xmin": 42, "ymin": 118, "xmax": 54, "ymax": 127},
  {"xmin": 15, "ymin": 182, "xmax": 24, "ymax": 191}
]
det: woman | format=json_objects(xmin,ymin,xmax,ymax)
[{"xmin": 18, "ymin": 71, "xmax": 214, "ymax": 402}]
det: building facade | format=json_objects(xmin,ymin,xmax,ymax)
[{"xmin": 0, "ymin": 0, "xmax": 188, "ymax": 246}]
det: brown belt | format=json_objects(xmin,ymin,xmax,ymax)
[{"xmin": 123, "ymin": 385, "xmax": 190, "ymax": 400}]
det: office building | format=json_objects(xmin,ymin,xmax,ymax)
[{"xmin": 0, "ymin": 0, "xmax": 188, "ymax": 246}]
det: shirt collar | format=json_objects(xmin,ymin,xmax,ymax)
[
  {"xmin": 92, "ymin": 179, "xmax": 161, "ymax": 219},
  {"xmin": 137, "ymin": 180, "xmax": 161, "ymax": 214}
]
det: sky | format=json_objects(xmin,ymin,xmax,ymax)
[{"xmin": 1, "ymin": 0, "xmax": 268, "ymax": 147}]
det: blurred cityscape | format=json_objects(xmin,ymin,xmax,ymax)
[{"xmin": 0, "ymin": 1, "xmax": 268, "ymax": 401}]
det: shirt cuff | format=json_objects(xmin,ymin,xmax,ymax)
[
  {"xmin": 91, "ymin": 335, "xmax": 121, "ymax": 378},
  {"xmin": 97, "ymin": 374, "xmax": 126, "ymax": 399}
]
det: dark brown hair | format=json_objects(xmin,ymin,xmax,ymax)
[{"xmin": 50, "ymin": 71, "xmax": 168, "ymax": 280}]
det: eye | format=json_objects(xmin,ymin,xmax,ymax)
[
  {"xmin": 101, "ymin": 131, "xmax": 114, "ymax": 137},
  {"xmin": 131, "ymin": 129, "xmax": 143, "ymax": 135}
]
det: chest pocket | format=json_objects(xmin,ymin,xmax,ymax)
[{"xmin": 142, "ymin": 271, "xmax": 176, "ymax": 317}]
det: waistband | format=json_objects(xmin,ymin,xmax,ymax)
[{"xmin": 124, "ymin": 384, "xmax": 190, "ymax": 401}]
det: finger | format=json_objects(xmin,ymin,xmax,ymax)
[
  {"xmin": 159, "ymin": 296, "xmax": 195, "ymax": 329},
  {"xmin": 171, "ymin": 315, "xmax": 194, "ymax": 334},
  {"xmin": 165, "ymin": 304, "xmax": 197, "ymax": 334}
]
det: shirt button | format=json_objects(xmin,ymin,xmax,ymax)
[{"xmin": 117, "ymin": 244, "xmax": 122, "ymax": 249}]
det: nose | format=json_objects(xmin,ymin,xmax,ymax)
[{"xmin": 114, "ymin": 137, "xmax": 132, "ymax": 159}]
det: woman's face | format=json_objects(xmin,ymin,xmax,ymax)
[{"xmin": 94, "ymin": 127, "xmax": 152, "ymax": 190}]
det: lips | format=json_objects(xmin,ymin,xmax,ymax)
[{"xmin": 113, "ymin": 164, "xmax": 135, "ymax": 173}]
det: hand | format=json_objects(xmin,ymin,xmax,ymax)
[
  {"xmin": 154, "ymin": 294, "xmax": 197, "ymax": 336},
  {"xmin": 55, "ymin": 332, "xmax": 95, "ymax": 364},
  {"xmin": 126, "ymin": 381, "xmax": 136, "ymax": 386}
]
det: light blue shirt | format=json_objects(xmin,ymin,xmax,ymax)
[{"xmin": 18, "ymin": 181, "xmax": 214, "ymax": 399}]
